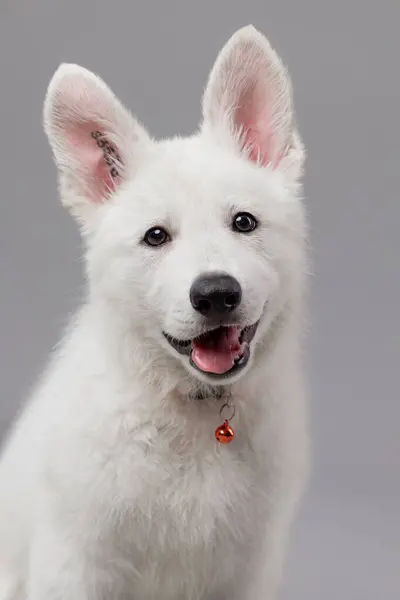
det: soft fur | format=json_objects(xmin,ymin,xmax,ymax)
[{"xmin": 0, "ymin": 26, "xmax": 309, "ymax": 600}]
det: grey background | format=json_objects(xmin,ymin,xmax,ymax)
[{"xmin": 0, "ymin": 1, "xmax": 399, "ymax": 597}]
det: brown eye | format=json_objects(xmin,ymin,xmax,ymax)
[
  {"xmin": 143, "ymin": 227, "xmax": 170, "ymax": 247},
  {"xmin": 232, "ymin": 212, "xmax": 258, "ymax": 233}
]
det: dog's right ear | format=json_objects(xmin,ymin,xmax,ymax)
[{"xmin": 44, "ymin": 64, "xmax": 152, "ymax": 228}]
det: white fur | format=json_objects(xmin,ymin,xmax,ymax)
[{"xmin": 0, "ymin": 26, "xmax": 309, "ymax": 600}]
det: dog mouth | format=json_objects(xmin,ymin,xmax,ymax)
[{"xmin": 163, "ymin": 322, "xmax": 259, "ymax": 379}]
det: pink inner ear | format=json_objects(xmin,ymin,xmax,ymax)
[
  {"xmin": 235, "ymin": 97, "xmax": 275, "ymax": 167},
  {"xmin": 66, "ymin": 121, "xmax": 122, "ymax": 202},
  {"xmin": 241, "ymin": 120, "xmax": 271, "ymax": 166},
  {"xmin": 233, "ymin": 81, "xmax": 289, "ymax": 168}
]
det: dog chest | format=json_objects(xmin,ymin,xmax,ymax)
[{"xmin": 109, "ymin": 434, "xmax": 269, "ymax": 598}]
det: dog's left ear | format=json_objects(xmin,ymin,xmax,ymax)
[
  {"xmin": 44, "ymin": 64, "xmax": 152, "ymax": 227},
  {"xmin": 202, "ymin": 26, "xmax": 304, "ymax": 177}
]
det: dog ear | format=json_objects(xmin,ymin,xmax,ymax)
[
  {"xmin": 202, "ymin": 26, "xmax": 304, "ymax": 175},
  {"xmin": 44, "ymin": 64, "xmax": 152, "ymax": 227}
]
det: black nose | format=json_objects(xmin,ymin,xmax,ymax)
[{"xmin": 190, "ymin": 272, "xmax": 242, "ymax": 318}]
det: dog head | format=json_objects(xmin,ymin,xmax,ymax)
[{"xmin": 44, "ymin": 26, "xmax": 306, "ymax": 386}]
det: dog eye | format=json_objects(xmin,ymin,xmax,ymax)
[
  {"xmin": 143, "ymin": 227, "xmax": 170, "ymax": 247},
  {"xmin": 232, "ymin": 212, "xmax": 258, "ymax": 233}
]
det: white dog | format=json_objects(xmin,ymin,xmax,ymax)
[{"xmin": 0, "ymin": 25, "xmax": 309, "ymax": 600}]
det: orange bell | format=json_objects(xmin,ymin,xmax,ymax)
[{"xmin": 215, "ymin": 420, "xmax": 235, "ymax": 444}]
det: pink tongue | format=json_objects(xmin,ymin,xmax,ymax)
[{"xmin": 191, "ymin": 326, "xmax": 243, "ymax": 375}]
